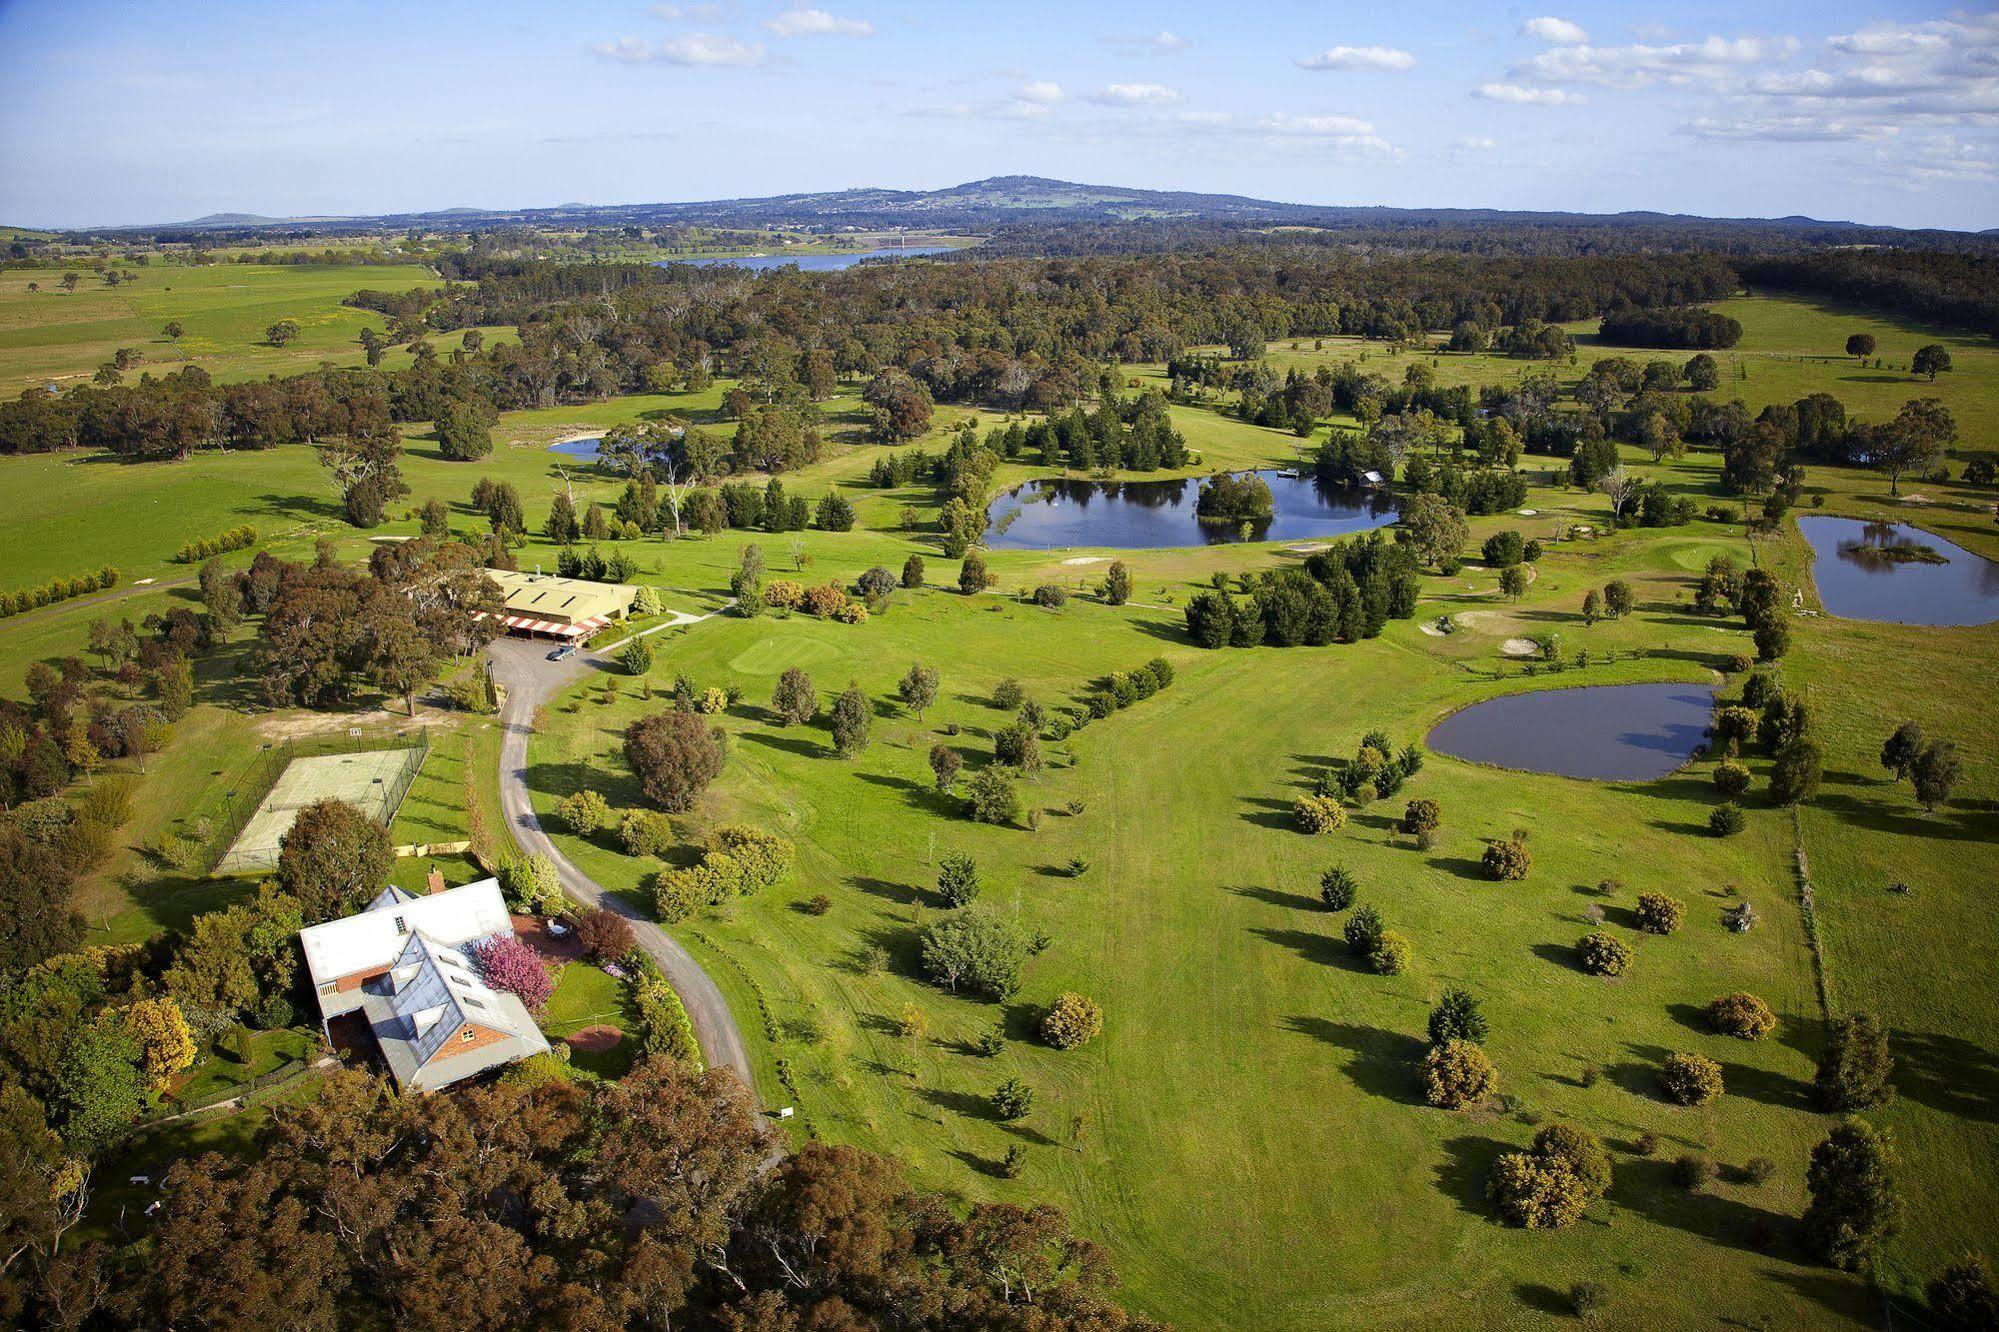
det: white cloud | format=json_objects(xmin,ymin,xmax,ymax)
[
  {"xmin": 595, "ymin": 32, "xmax": 768, "ymax": 67},
  {"xmin": 1157, "ymin": 110, "xmax": 1401, "ymax": 157},
  {"xmin": 1091, "ymin": 83, "xmax": 1180, "ymax": 106},
  {"xmin": 1453, "ymin": 135, "xmax": 1498, "ymax": 150},
  {"xmin": 1472, "ymin": 82, "xmax": 1585, "ymax": 105},
  {"xmin": 763, "ymin": 8, "xmax": 874, "ymax": 38},
  {"xmin": 1100, "ymin": 30, "xmax": 1192, "ymax": 53},
  {"xmin": 647, "ymin": 3, "xmax": 723, "ymax": 19},
  {"xmin": 1295, "ymin": 45, "xmax": 1416, "ymax": 72},
  {"xmin": 1520, "ymin": 17, "xmax": 1588, "ymax": 45},
  {"xmin": 1511, "ymin": 35, "xmax": 1798, "ymax": 88},
  {"xmin": 1018, "ymin": 80, "xmax": 1064, "ymax": 104},
  {"xmin": 1678, "ymin": 114, "xmax": 1898, "ymax": 143}
]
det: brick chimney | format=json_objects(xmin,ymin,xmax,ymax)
[{"xmin": 427, "ymin": 865, "xmax": 446, "ymax": 895}]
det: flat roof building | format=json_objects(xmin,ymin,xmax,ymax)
[{"xmin": 484, "ymin": 568, "xmax": 637, "ymax": 640}]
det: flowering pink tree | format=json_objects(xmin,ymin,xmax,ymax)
[{"xmin": 473, "ymin": 937, "xmax": 553, "ymax": 1011}]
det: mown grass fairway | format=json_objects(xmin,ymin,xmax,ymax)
[{"xmin": 1, "ymin": 291, "xmax": 1994, "ymax": 1327}]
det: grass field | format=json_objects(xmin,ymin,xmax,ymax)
[
  {"xmin": 0, "ymin": 260, "xmax": 515, "ymax": 393},
  {"xmin": 1, "ymin": 290, "xmax": 1994, "ymax": 1327}
]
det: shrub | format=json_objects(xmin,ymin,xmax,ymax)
[
  {"xmin": 1401, "ymin": 798, "xmax": 1441, "ymax": 837},
  {"xmin": 966, "ymin": 766, "xmax": 1020, "ymax": 826},
  {"xmin": 1805, "ymin": 1118, "xmax": 1901, "ymax": 1272},
  {"xmin": 1319, "ymin": 867, "xmax": 1357, "ymax": 911},
  {"xmin": 855, "ymin": 565, "xmax": 897, "ymax": 600},
  {"xmin": 1569, "ymin": 1281, "xmax": 1607, "ymax": 1321},
  {"xmin": 936, "ymin": 854, "xmax": 981, "ymax": 908},
  {"xmin": 473, "ymin": 937, "xmax": 554, "ymax": 1011},
  {"xmin": 708, "ymin": 825, "xmax": 794, "ymax": 888},
  {"xmin": 802, "ymin": 582, "xmax": 850, "ymax": 618},
  {"xmin": 919, "ymin": 908, "xmax": 1025, "ymax": 999},
  {"xmin": 624, "ymin": 711, "xmax": 726, "ymax": 813},
  {"xmin": 556, "ymin": 788, "xmax": 614, "ymax": 835},
  {"xmin": 1370, "ymin": 930, "xmax": 1412, "ymax": 975},
  {"xmin": 1534, "ymin": 1124, "xmax": 1613, "ymax": 1200},
  {"xmin": 1660, "ymin": 1051, "xmax": 1724, "ymax": 1105},
  {"xmin": 1576, "ymin": 931, "xmax": 1632, "ymax": 977},
  {"xmin": 1713, "ymin": 761, "xmax": 1752, "ymax": 797},
  {"xmin": 929, "ymin": 743, "xmax": 963, "ymax": 793},
  {"xmin": 993, "ymin": 722, "xmax": 1042, "ymax": 773},
  {"xmin": 1744, "ymin": 1156, "xmax": 1778, "ymax": 1186},
  {"xmin": 1635, "ymin": 891, "xmax": 1684, "ymax": 935},
  {"xmin": 1293, "ymin": 795, "xmax": 1347, "ymax": 834},
  {"xmin": 974, "ymin": 1022, "xmax": 1006, "ymax": 1057},
  {"xmin": 1708, "ymin": 802, "xmax": 1746, "ymax": 837},
  {"xmin": 618, "ymin": 635, "xmax": 655, "ymax": 676},
  {"xmin": 771, "ymin": 667, "xmax": 818, "ymax": 725},
  {"xmin": 1427, "ymin": 986, "xmax": 1489, "ymax": 1046},
  {"xmin": 991, "ymin": 1077, "xmax": 1033, "ymax": 1120},
  {"xmin": 1488, "ymin": 1152, "xmax": 1593, "ymax": 1229},
  {"xmin": 763, "ymin": 579, "xmax": 806, "ymax": 610},
  {"xmin": 650, "ymin": 871, "xmax": 704, "ymax": 923},
  {"xmin": 1815, "ymin": 1010, "xmax": 1894, "ymax": 1111},
  {"xmin": 1708, "ymin": 991, "xmax": 1777, "ymax": 1039},
  {"xmin": 1482, "ymin": 838, "xmax": 1531, "ymax": 881},
  {"xmin": 499, "ymin": 852, "xmax": 563, "ymax": 915},
  {"xmin": 1423, "ymin": 1038, "xmax": 1497, "ymax": 1108},
  {"xmin": 577, "ymin": 908, "xmax": 636, "ymax": 962},
  {"xmin": 620, "ymin": 808, "xmax": 674, "ymax": 858},
  {"xmin": 992, "ymin": 677, "xmax": 1025, "ymax": 710},
  {"xmin": 1031, "ymin": 584, "xmax": 1068, "ymax": 608},
  {"xmin": 699, "ymin": 687, "xmax": 729, "ymax": 714},
  {"xmin": 1040, "ymin": 992, "xmax": 1103, "ymax": 1050},
  {"xmin": 1925, "ymin": 1252, "xmax": 1996, "ymax": 1330},
  {"xmin": 901, "ymin": 554, "xmax": 925, "ymax": 589},
  {"xmin": 1674, "ymin": 1152, "xmax": 1716, "ymax": 1191},
  {"xmin": 1343, "ymin": 904, "xmax": 1383, "ymax": 955},
  {"xmin": 830, "ymin": 684, "xmax": 871, "ymax": 757}
]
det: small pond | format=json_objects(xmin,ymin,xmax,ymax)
[
  {"xmin": 1797, "ymin": 516, "xmax": 1999, "ymax": 627},
  {"xmin": 549, "ymin": 436, "xmax": 602, "ymax": 461},
  {"xmin": 660, "ymin": 245, "xmax": 955, "ymax": 273},
  {"xmin": 983, "ymin": 471, "xmax": 1397, "ymax": 551},
  {"xmin": 1425, "ymin": 683, "xmax": 1719, "ymax": 781}
]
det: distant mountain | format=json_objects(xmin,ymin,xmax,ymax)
[{"xmin": 89, "ymin": 176, "xmax": 1975, "ymax": 240}]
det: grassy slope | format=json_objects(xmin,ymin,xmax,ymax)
[
  {"xmin": 0, "ymin": 261, "xmax": 515, "ymax": 393},
  {"xmin": 1, "ymin": 292, "xmax": 1993, "ymax": 1326}
]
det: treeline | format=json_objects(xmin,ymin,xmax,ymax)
[
  {"xmin": 1, "ymin": 566, "xmax": 118, "ymax": 618},
  {"xmin": 1598, "ymin": 304, "xmax": 1744, "ymax": 349},
  {"xmin": 1741, "ymin": 249, "xmax": 1999, "ymax": 339},
  {"xmin": 172, "ymin": 525, "xmax": 257, "ymax": 563},
  {"xmin": 1184, "ymin": 532, "xmax": 1420, "ymax": 648}
]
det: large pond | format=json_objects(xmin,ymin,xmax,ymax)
[
  {"xmin": 983, "ymin": 471, "xmax": 1397, "ymax": 551},
  {"xmin": 1797, "ymin": 516, "xmax": 1999, "ymax": 627},
  {"xmin": 659, "ymin": 245, "xmax": 955, "ymax": 273},
  {"xmin": 1426, "ymin": 682, "xmax": 1719, "ymax": 781}
]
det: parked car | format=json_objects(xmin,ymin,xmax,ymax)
[{"xmin": 547, "ymin": 644, "xmax": 577, "ymax": 661}]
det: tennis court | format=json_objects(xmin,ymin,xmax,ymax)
[{"xmin": 217, "ymin": 746, "xmax": 426, "ymax": 873}]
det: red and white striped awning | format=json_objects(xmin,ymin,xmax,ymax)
[{"xmin": 485, "ymin": 613, "xmax": 610, "ymax": 638}]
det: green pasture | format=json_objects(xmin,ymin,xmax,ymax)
[
  {"xmin": 0, "ymin": 290, "xmax": 1994, "ymax": 1327},
  {"xmin": 0, "ymin": 260, "xmax": 514, "ymax": 393}
]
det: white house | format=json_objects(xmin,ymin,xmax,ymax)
[{"xmin": 299, "ymin": 876, "xmax": 549, "ymax": 1092}]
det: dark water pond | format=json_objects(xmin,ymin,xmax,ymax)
[
  {"xmin": 1798, "ymin": 516, "xmax": 1999, "ymax": 627},
  {"xmin": 983, "ymin": 471, "xmax": 1397, "ymax": 551},
  {"xmin": 1426, "ymin": 683, "xmax": 1719, "ymax": 781},
  {"xmin": 660, "ymin": 245, "xmax": 954, "ymax": 273}
]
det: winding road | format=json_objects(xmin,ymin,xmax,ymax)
[{"xmin": 488, "ymin": 628, "xmax": 755, "ymax": 1097}]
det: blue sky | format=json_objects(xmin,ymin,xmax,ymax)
[{"xmin": 0, "ymin": 1, "xmax": 1992, "ymax": 230}]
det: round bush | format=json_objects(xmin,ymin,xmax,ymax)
[
  {"xmin": 1660, "ymin": 1051, "xmax": 1725, "ymax": 1105},
  {"xmin": 1293, "ymin": 795, "xmax": 1348, "ymax": 834},
  {"xmin": 1635, "ymin": 891, "xmax": 1685, "ymax": 935},
  {"xmin": 1401, "ymin": 797, "xmax": 1441, "ymax": 837},
  {"xmin": 1370, "ymin": 930, "xmax": 1412, "ymax": 975},
  {"xmin": 1707, "ymin": 991, "xmax": 1777, "ymax": 1040},
  {"xmin": 1482, "ymin": 838, "xmax": 1531, "ymax": 881},
  {"xmin": 1533, "ymin": 1124, "xmax": 1613, "ymax": 1201},
  {"xmin": 1319, "ymin": 867, "xmax": 1357, "ymax": 912},
  {"xmin": 576, "ymin": 907, "xmax": 636, "ymax": 962},
  {"xmin": 1343, "ymin": 904, "xmax": 1384, "ymax": 955},
  {"xmin": 1713, "ymin": 761, "xmax": 1752, "ymax": 798},
  {"xmin": 1673, "ymin": 1152, "xmax": 1716, "ymax": 1191},
  {"xmin": 1709, "ymin": 802, "xmax": 1746, "ymax": 837},
  {"xmin": 1487, "ymin": 1152, "xmax": 1592, "ymax": 1229},
  {"xmin": 1040, "ymin": 992, "xmax": 1104, "ymax": 1050},
  {"xmin": 1576, "ymin": 931, "xmax": 1633, "ymax": 977},
  {"xmin": 1423, "ymin": 1038, "xmax": 1497, "ymax": 1109}
]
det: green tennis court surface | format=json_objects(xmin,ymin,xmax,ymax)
[{"xmin": 217, "ymin": 747, "xmax": 425, "ymax": 872}]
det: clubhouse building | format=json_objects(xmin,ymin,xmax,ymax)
[{"xmin": 483, "ymin": 568, "xmax": 638, "ymax": 642}]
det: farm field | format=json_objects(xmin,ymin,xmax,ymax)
[
  {"xmin": 0, "ymin": 259, "xmax": 515, "ymax": 393},
  {"xmin": 1, "ymin": 290, "xmax": 1994, "ymax": 1327}
]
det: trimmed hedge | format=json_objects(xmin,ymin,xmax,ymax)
[
  {"xmin": 174, "ymin": 525, "xmax": 257, "ymax": 563},
  {"xmin": 0, "ymin": 565, "xmax": 117, "ymax": 617}
]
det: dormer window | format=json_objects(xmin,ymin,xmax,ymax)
[{"xmin": 393, "ymin": 915, "xmax": 408, "ymax": 935}]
